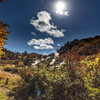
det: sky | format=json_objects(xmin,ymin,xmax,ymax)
[{"xmin": 0, "ymin": 0, "xmax": 100, "ymax": 54}]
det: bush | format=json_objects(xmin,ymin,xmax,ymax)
[{"xmin": 11, "ymin": 51, "xmax": 100, "ymax": 100}]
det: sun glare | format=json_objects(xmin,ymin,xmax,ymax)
[{"xmin": 55, "ymin": 1, "xmax": 66, "ymax": 15}]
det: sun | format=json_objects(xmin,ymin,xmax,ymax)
[
  {"xmin": 55, "ymin": 1, "xmax": 66, "ymax": 15},
  {"xmin": 56, "ymin": 1, "xmax": 65, "ymax": 11}
]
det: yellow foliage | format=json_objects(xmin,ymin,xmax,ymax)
[
  {"xmin": 0, "ymin": 22, "xmax": 9, "ymax": 59},
  {"xmin": 82, "ymin": 53, "xmax": 100, "ymax": 98}
]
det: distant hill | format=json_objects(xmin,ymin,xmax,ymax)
[
  {"xmin": 1, "ymin": 49, "xmax": 42, "ymax": 66},
  {"xmin": 58, "ymin": 36, "xmax": 100, "ymax": 56}
]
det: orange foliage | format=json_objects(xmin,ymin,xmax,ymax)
[
  {"xmin": 0, "ymin": 22, "xmax": 9, "ymax": 58},
  {"xmin": 0, "ymin": 0, "xmax": 4, "ymax": 2}
]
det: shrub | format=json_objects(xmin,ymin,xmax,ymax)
[{"xmin": 12, "ymin": 51, "xmax": 100, "ymax": 100}]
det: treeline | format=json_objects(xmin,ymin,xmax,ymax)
[
  {"xmin": 58, "ymin": 36, "xmax": 100, "ymax": 56},
  {"xmin": 1, "ymin": 49, "xmax": 42, "ymax": 66}
]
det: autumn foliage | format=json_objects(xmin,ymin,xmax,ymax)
[
  {"xmin": 0, "ymin": 0, "xmax": 4, "ymax": 2},
  {"xmin": 0, "ymin": 22, "xmax": 9, "ymax": 58},
  {"xmin": 65, "ymin": 49, "xmax": 84, "ymax": 71},
  {"xmin": 12, "ymin": 50, "xmax": 100, "ymax": 100}
]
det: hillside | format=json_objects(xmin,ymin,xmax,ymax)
[
  {"xmin": 1, "ymin": 49, "xmax": 42, "ymax": 66},
  {"xmin": 0, "ymin": 36, "xmax": 100, "ymax": 100},
  {"xmin": 34, "ymin": 36, "xmax": 100, "ymax": 67},
  {"xmin": 58, "ymin": 36, "xmax": 100, "ymax": 56}
]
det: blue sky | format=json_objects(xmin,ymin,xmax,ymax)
[{"xmin": 0, "ymin": 0, "xmax": 100, "ymax": 54}]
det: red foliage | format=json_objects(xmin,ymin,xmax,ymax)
[{"xmin": 65, "ymin": 49, "xmax": 84, "ymax": 70}]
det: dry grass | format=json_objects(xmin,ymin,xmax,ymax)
[{"xmin": 0, "ymin": 64, "xmax": 21, "ymax": 90}]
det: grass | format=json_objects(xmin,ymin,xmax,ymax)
[
  {"xmin": 0, "ymin": 64, "xmax": 22, "ymax": 100},
  {"xmin": 0, "ymin": 64, "xmax": 21, "ymax": 90}
]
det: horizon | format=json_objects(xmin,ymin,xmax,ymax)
[{"xmin": 4, "ymin": 35, "xmax": 100, "ymax": 55}]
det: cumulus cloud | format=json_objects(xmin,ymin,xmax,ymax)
[
  {"xmin": 28, "ymin": 38, "xmax": 54, "ymax": 46},
  {"xmin": 30, "ymin": 11, "xmax": 65, "ymax": 38},
  {"xmin": 28, "ymin": 38, "xmax": 54, "ymax": 50},
  {"xmin": 34, "ymin": 44, "xmax": 53, "ymax": 49}
]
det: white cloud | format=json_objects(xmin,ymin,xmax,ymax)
[
  {"xmin": 34, "ymin": 44, "xmax": 53, "ymax": 49},
  {"xmin": 28, "ymin": 38, "xmax": 54, "ymax": 46},
  {"xmin": 56, "ymin": 10, "xmax": 69, "ymax": 16},
  {"xmin": 31, "ymin": 32, "xmax": 36, "ymax": 36},
  {"xmin": 30, "ymin": 11, "xmax": 65, "ymax": 38},
  {"xmin": 28, "ymin": 38, "xmax": 54, "ymax": 50},
  {"xmin": 64, "ymin": 11, "xmax": 69, "ymax": 16},
  {"xmin": 57, "ymin": 44, "xmax": 62, "ymax": 47}
]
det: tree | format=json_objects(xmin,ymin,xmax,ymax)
[
  {"xmin": 23, "ymin": 51, "xmax": 27, "ymax": 56},
  {"xmin": 0, "ymin": 21, "xmax": 9, "ymax": 59},
  {"xmin": 0, "ymin": 0, "xmax": 4, "ymax": 2}
]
